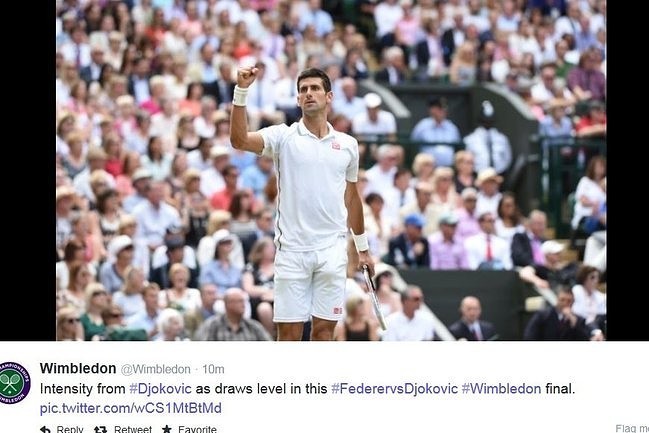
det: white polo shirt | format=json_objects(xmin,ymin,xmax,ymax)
[{"xmin": 260, "ymin": 120, "xmax": 359, "ymax": 252}]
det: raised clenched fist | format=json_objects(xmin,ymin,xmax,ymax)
[{"xmin": 236, "ymin": 67, "xmax": 259, "ymax": 88}]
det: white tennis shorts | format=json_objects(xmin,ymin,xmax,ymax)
[{"xmin": 273, "ymin": 235, "xmax": 347, "ymax": 322}]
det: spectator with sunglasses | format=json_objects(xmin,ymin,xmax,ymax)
[
  {"xmin": 382, "ymin": 285, "xmax": 435, "ymax": 341},
  {"xmin": 56, "ymin": 306, "xmax": 85, "ymax": 341}
]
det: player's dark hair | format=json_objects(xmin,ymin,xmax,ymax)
[{"xmin": 297, "ymin": 68, "xmax": 332, "ymax": 93}]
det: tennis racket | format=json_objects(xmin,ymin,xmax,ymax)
[
  {"xmin": 0, "ymin": 373, "xmax": 20, "ymax": 392},
  {"xmin": 362, "ymin": 265, "xmax": 387, "ymax": 331}
]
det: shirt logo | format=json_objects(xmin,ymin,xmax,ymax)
[
  {"xmin": 333, "ymin": 307, "xmax": 343, "ymax": 314},
  {"xmin": 331, "ymin": 142, "xmax": 340, "ymax": 150}
]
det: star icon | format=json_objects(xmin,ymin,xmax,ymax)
[{"xmin": 162, "ymin": 425, "xmax": 172, "ymax": 433}]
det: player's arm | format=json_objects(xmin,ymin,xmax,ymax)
[
  {"xmin": 345, "ymin": 180, "xmax": 375, "ymax": 276},
  {"xmin": 230, "ymin": 66, "xmax": 265, "ymax": 155}
]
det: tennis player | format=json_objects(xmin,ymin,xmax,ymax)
[{"xmin": 230, "ymin": 66, "xmax": 375, "ymax": 341}]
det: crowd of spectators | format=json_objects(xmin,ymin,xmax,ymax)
[{"xmin": 55, "ymin": 0, "xmax": 605, "ymax": 341}]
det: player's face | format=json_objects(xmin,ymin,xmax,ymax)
[{"xmin": 297, "ymin": 77, "xmax": 332, "ymax": 114}]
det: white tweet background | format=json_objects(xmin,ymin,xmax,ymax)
[{"xmin": 1, "ymin": 342, "xmax": 647, "ymax": 432}]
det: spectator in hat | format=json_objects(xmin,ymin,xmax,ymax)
[
  {"xmin": 386, "ymin": 213, "xmax": 430, "ymax": 269},
  {"xmin": 99, "ymin": 235, "xmax": 135, "ymax": 294},
  {"xmin": 352, "ymin": 92, "xmax": 398, "ymax": 144},
  {"xmin": 153, "ymin": 308, "xmax": 189, "ymax": 341},
  {"xmin": 463, "ymin": 100, "xmax": 512, "ymax": 176},
  {"xmin": 455, "ymin": 187, "xmax": 482, "ymax": 243},
  {"xmin": 112, "ymin": 266, "xmax": 147, "ymax": 321},
  {"xmin": 410, "ymin": 96, "xmax": 461, "ymax": 167},
  {"xmin": 519, "ymin": 240, "xmax": 579, "ymax": 292},
  {"xmin": 61, "ymin": 131, "xmax": 87, "ymax": 180},
  {"xmin": 56, "ymin": 305, "xmax": 85, "ymax": 341},
  {"xmin": 80, "ymin": 283, "xmax": 110, "ymax": 341},
  {"xmin": 196, "ymin": 210, "xmax": 245, "ymax": 269},
  {"xmin": 122, "ymin": 167, "xmax": 153, "ymax": 213},
  {"xmin": 428, "ymin": 212, "xmax": 469, "ymax": 270},
  {"xmin": 149, "ymin": 233, "xmax": 200, "ymax": 290},
  {"xmin": 56, "ymin": 186, "xmax": 78, "ymax": 256},
  {"xmin": 539, "ymin": 98, "xmax": 575, "ymax": 138},
  {"xmin": 86, "ymin": 170, "xmax": 115, "ymax": 211},
  {"xmin": 474, "ymin": 168, "xmax": 504, "ymax": 218}
]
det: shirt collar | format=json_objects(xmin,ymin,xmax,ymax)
[{"xmin": 297, "ymin": 119, "xmax": 335, "ymax": 140}]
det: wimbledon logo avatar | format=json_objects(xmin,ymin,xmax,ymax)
[{"xmin": 0, "ymin": 362, "xmax": 31, "ymax": 404}]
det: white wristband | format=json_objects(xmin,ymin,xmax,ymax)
[
  {"xmin": 232, "ymin": 85, "xmax": 248, "ymax": 106},
  {"xmin": 352, "ymin": 232, "xmax": 369, "ymax": 252}
]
